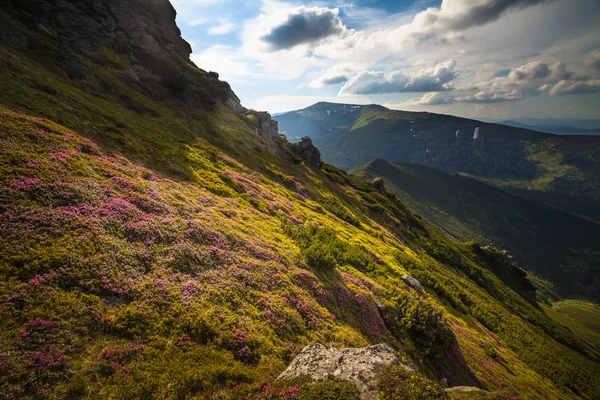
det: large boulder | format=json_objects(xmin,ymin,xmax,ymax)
[
  {"xmin": 279, "ymin": 343, "xmax": 412, "ymax": 399},
  {"xmin": 255, "ymin": 111, "xmax": 279, "ymax": 140},
  {"xmin": 401, "ymin": 274, "xmax": 425, "ymax": 296},
  {"xmin": 446, "ymin": 386, "xmax": 487, "ymax": 394},
  {"xmin": 292, "ymin": 136, "xmax": 321, "ymax": 168}
]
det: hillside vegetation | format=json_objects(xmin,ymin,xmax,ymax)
[
  {"xmin": 1, "ymin": 1, "xmax": 600, "ymax": 399},
  {"xmin": 352, "ymin": 159, "xmax": 600, "ymax": 300},
  {"xmin": 277, "ymin": 102, "xmax": 600, "ymax": 221}
]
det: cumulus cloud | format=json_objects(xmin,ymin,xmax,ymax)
[
  {"xmin": 308, "ymin": 63, "xmax": 369, "ymax": 88},
  {"xmin": 549, "ymin": 80, "xmax": 600, "ymax": 95},
  {"xmin": 584, "ymin": 48, "xmax": 600, "ymax": 71},
  {"xmin": 340, "ymin": 59, "xmax": 458, "ymax": 95},
  {"xmin": 403, "ymin": 58, "xmax": 600, "ymax": 105},
  {"xmin": 261, "ymin": 7, "xmax": 346, "ymax": 51},
  {"xmin": 403, "ymin": 92, "xmax": 454, "ymax": 105},
  {"xmin": 454, "ymin": 89, "xmax": 523, "ymax": 103},
  {"xmin": 396, "ymin": 0, "xmax": 555, "ymax": 45},
  {"xmin": 465, "ymin": 60, "xmax": 593, "ymax": 101}
]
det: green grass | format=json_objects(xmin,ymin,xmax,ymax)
[{"xmin": 552, "ymin": 300, "xmax": 600, "ymax": 333}]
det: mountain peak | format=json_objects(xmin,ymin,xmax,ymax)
[{"xmin": 305, "ymin": 102, "xmax": 389, "ymax": 112}]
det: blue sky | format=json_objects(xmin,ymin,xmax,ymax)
[{"xmin": 170, "ymin": 0, "xmax": 600, "ymax": 119}]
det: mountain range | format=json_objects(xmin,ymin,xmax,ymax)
[
  {"xmin": 1, "ymin": 1, "xmax": 600, "ymax": 399},
  {"xmin": 483, "ymin": 117, "xmax": 600, "ymax": 132},
  {"xmin": 497, "ymin": 120, "xmax": 600, "ymax": 136},
  {"xmin": 277, "ymin": 102, "xmax": 600, "ymax": 221}
]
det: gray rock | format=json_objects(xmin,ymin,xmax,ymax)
[
  {"xmin": 255, "ymin": 111, "xmax": 279, "ymax": 140},
  {"xmin": 279, "ymin": 343, "xmax": 412, "ymax": 400},
  {"xmin": 283, "ymin": 178, "xmax": 302, "ymax": 193},
  {"xmin": 440, "ymin": 377, "xmax": 449, "ymax": 388},
  {"xmin": 372, "ymin": 177, "xmax": 386, "ymax": 193},
  {"xmin": 0, "ymin": 0, "xmax": 239, "ymax": 101},
  {"xmin": 401, "ymin": 274, "xmax": 425, "ymax": 296},
  {"xmin": 445, "ymin": 386, "xmax": 486, "ymax": 393},
  {"xmin": 0, "ymin": 0, "xmax": 191, "ymax": 61},
  {"xmin": 292, "ymin": 137, "xmax": 321, "ymax": 168},
  {"xmin": 224, "ymin": 94, "xmax": 246, "ymax": 114}
]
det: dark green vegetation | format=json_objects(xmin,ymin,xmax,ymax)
[
  {"xmin": 352, "ymin": 159, "xmax": 600, "ymax": 300},
  {"xmin": 277, "ymin": 102, "xmax": 600, "ymax": 221},
  {"xmin": 1, "ymin": 1, "xmax": 600, "ymax": 399}
]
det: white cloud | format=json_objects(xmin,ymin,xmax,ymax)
[
  {"xmin": 584, "ymin": 48, "xmax": 600, "ymax": 71},
  {"xmin": 208, "ymin": 20, "xmax": 236, "ymax": 35},
  {"xmin": 549, "ymin": 80, "xmax": 600, "ymax": 96},
  {"xmin": 308, "ymin": 62, "xmax": 371, "ymax": 88},
  {"xmin": 260, "ymin": 6, "xmax": 348, "ymax": 51},
  {"xmin": 339, "ymin": 59, "xmax": 458, "ymax": 95},
  {"xmin": 191, "ymin": 45, "xmax": 259, "ymax": 82},
  {"xmin": 402, "ymin": 92, "xmax": 454, "ymax": 106},
  {"xmin": 402, "ymin": 58, "xmax": 600, "ymax": 105}
]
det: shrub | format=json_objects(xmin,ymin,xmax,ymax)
[
  {"xmin": 385, "ymin": 297, "xmax": 453, "ymax": 358},
  {"xmin": 286, "ymin": 224, "xmax": 377, "ymax": 272},
  {"xmin": 377, "ymin": 365, "xmax": 449, "ymax": 400}
]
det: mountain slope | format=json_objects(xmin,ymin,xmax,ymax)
[
  {"xmin": 352, "ymin": 159, "xmax": 600, "ymax": 299},
  {"xmin": 1, "ymin": 1, "xmax": 600, "ymax": 399},
  {"xmin": 277, "ymin": 102, "xmax": 600, "ymax": 221}
]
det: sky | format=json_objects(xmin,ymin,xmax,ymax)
[{"xmin": 170, "ymin": 0, "xmax": 600, "ymax": 119}]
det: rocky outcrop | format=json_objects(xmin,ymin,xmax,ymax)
[
  {"xmin": 401, "ymin": 274, "xmax": 425, "ymax": 296},
  {"xmin": 0, "ymin": 0, "xmax": 236, "ymax": 104},
  {"xmin": 224, "ymin": 94, "xmax": 246, "ymax": 115},
  {"xmin": 255, "ymin": 112, "xmax": 279, "ymax": 140},
  {"xmin": 279, "ymin": 343, "xmax": 411, "ymax": 400},
  {"xmin": 446, "ymin": 386, "xmax": 487, "ymax": 394},
  {"xmin": 0, "ymin": 0, "xmax": 191, "ymax": 61},
  {"xmin": 372, "ymin": 177, "xmax": 386, "ymax": 193},
  {"xmin": 292, "ymin": 137, "xmax": 321, "ymax": 168}
]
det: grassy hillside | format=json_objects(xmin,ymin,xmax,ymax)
[
  {"xmin": 277, "ymin": 102, "xmax": 600, "ymax": 221},
  {"xmin": 1, "ymin": 2, "xmax": 600, "ymax": 399},
  {"xmin": 352, "ymin": 160, "xmax": 600, "ymax": 300}
]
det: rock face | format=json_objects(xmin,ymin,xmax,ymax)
[
  {"xmin": 224, "ymin": 94, "xmax": 246, "ymax": 115},
  {"xmin": 255, "ymin": 112, "xmax": 280, "ymax": 140},
  {"xmin": 293, "ymin": 137, "xmax": 321, "ymax": 168},
  {"xmin": 279, "ymin": 343, "xmax": 411, "ymax": 400},
  {"xmin": 0, "ymin": 0, "xmax": 240, "ymax": 106},
  {"xmin": 0, "ymin": 0, "xmax": 191, "ymax": 61},
  {"xmin": 372, "ymin": 177, "xmax": 386, "ymax": 193},
  {"xmin": 401, "ymin": 274, "xmax": 425, "ymax": 296}
]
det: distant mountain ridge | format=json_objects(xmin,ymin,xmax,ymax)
[
  {"xmin": 484, "ymin": 117, "xmax": 600, "ymax": 131},
  {"xmin": 276, "ymin": 102, "xmax": 600, "ymax": 221},
  {"xmin": 498, "ymin": 120, "xmax": 600, "ymax": 136}
]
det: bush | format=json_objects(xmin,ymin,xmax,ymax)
[
  {"xmin": 377, "ymin": 365, "xmax": 449, "ymax": 400},
  {"xmin": 385, "ymin": 297, "xmax": 453, "ymax": 358},
  {"xmin": 286, "ymin": 224, "xmax": 377, "ymax": 272}
]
